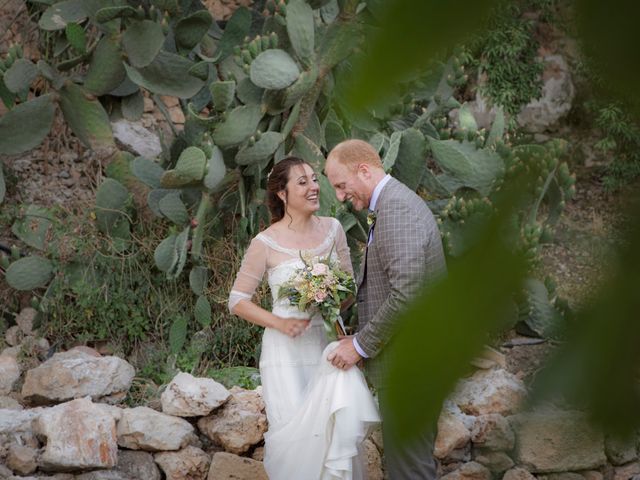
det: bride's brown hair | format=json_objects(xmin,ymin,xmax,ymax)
[{"xmin": 266, "ymin": 156, "xmax": 309, "ymax": 223}]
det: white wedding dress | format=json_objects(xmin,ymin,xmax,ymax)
[{"xmin": 229, "ymin": 217, "xmax": 380, "ymax": 480}]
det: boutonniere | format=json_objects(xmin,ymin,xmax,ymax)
[{"xmin": 367, "ymin": 211, "xmax": 377, "ymax": 227}]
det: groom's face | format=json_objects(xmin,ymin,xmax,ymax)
[{"xmin": 325, "ymin": 160, "xmax": 371, "ymax": 211}]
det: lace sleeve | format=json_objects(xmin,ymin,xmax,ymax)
[
  {"xmin": 228, "ymin": 236, "xmax": 268, "ymax": 312},
  {"xmin": 334, "ymin": 219, "xmax": 353, "ymax": 276}
]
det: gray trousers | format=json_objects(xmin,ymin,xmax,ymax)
[{"xmin": 378, "ymin": 388, "xmax": 438, "ymax": 480}]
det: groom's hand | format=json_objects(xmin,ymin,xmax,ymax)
[{"xmin": 327, "ymin": 336, "xmax": 362, "ymax": 370}]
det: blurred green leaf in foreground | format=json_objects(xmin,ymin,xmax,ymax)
[{"xmin": 348, "ymin": 0, "xmax": 640, "ymax": 441}]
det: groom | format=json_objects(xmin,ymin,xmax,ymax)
[{"xmin": 325, "ymin": 139, "xmax": 447, "ymax": 479}]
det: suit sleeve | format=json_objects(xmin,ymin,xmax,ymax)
[{"xmin": 355, "ymin": 198, "xmax": 446, "ymax": 358}]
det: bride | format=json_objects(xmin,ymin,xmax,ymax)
[{"xmin": 228, "ymin": 157, "xmax": 380, "ymax": 479}]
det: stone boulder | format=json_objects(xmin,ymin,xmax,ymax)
[
  {"xmin": 16, "ymin": 307, "xmax": 37, "ymax": 335},
  {"xmin": 516, "ymin": 55, "xmax": 575, "ymax": 133},
  {"xmin": 207, "ymin": 452, "xmax": 268, "ymax": 480},
  {"xmin": 605, "ymin": 434, "xmax": 637, "ymax": 466},
  {"xmin": 161, "ymin": 372, "xmax": 230, "ymax": 417},
  {"xmin": 0, "ymin": 395, "xmax": 22, "ymax": 410},
  {"xmin": 363, "ymin": 438, "xmax": 383, "ymax": 480},
  {"xmin": 197, "ymin": 387, "xmax": 267, "ymax": 455},
  {"xmin": 435, "ymin": 411, "xmax": 472, "ymax": 460},
  {"xmin": 111, "ymin": 119, "xmax": 162, "ymax": 158},
  {"xmin": 35, "ymin": 397, "xmax": 118, "ymax": 471},
  {"xmin": 6, "ymin": 443, "xmax": 38, "ymax": 475},
  {"xmin": 613, "ymin": 462, "xmax": 640, "ymax": 480},
  {"xmin": 0, "ymin": 354, "xmax": 21, "ymax": 394},
  {"xmin": 441, "ymin": 461, "xmax": 492, "ymax": 480},
  {"xmin": 503, "ymin": 467, "xmax": 538, "ymax": 480},
  {"xmin": 117, "ymin": 406, "xmax": 195, "ymax": 451},
  {"xmin": 451, "ymin": 368, "xmax": 526, "ymax": 416},
  {"xmin": 22, "ymin": 348, "xmax": 135, "ymax": 405},
  {"xmin": 471, "ymin": 414, "xmax": 515, "ymax": 451},
  {"xmin": 473, "ymin": 450, "xmax": 514, "ymax": 473},
  {"xmin": 508, "ymin": 409, "xmax": 606, "ymax": 473},
  {"xmin": 155, "ymin": 445, "xmax": 211, "ymax": 480},
  {"xmin": 0, "ymin": 407, "xmax": 43, "ymax": 434},
  {"xmin": 115, "ymin": 450, "xmax": 161, "ymax": 480}
]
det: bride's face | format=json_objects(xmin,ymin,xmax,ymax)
[{"xmin": 279, "ymin": 163, "xmax": 320, "ymax": 215}]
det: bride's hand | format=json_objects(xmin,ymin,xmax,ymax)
[{"xmin": 275, "ymin": 316, "xmax": 310, "ymax": 338}]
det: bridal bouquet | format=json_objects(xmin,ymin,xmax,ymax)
[{"xmin": 278, "ymin": 246, "xmax": 355, "ymax": 341}]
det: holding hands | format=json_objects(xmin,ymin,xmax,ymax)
[
  {"xmin": 275, "ymin": 316, "xmax": 311, "ymax": 338},
  {"xmin": 327, "ymin": 336, "xmax": 362, "ymax": 370}
]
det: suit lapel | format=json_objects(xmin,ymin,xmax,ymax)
[{"xmin": 356, "ymin": 178, "xmax": 396, "ymax": 288}]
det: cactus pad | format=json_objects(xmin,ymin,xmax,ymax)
[
  {"xmin": 95, "ymin": 178, "xmax": 130, "ymax": 234},
  {"xmin": 11, "ymin": 205, "xmax": 53, "ymax": 251},
  {"xmin": 204, "ymin": 146, "xmax": 226, "ymax": 190},
  {"xmin": 122, "ymin": 20, "xmax": 165, "ymax": 68},
  {"xmin": 59, "ymin": 83, "xmax": 115, "ymax": 150},
  {"xmin": 236, "ymin": 132, "xmax": 284, "ymax": 165},
  {"xmin": 159, "ymin": 191, "xmax": 189, "ymax": 225},
  {"xmin": 124, "ymin": 51, "xmax": 205, "ymax": 99},
  {"xmin": 210, "ymin": 80, "xmax": 236, "ymax": 112},
  {"xmin": 84, "ymin": 37, "xmax": 125, "ymax": 96},
  {"xmin": 286, "ymin": 0, "xmax": 315, "ymax": 63},
  {"xmin": 3, "ymin": 59, "xmax": 38, "ymax": 94},
  {"xmin": 0, "ymin": 94, "xmax": 55, "ymax": 155},
  {"xmin": 38, "ymin": 0, "xmax": 87, "ymax": 30},
  {"xmin": 5, "ymin": 256, "xmax": 54, "ymax": 291},
  {"xmin": 250, "ymin": 49, "xmax": 300, "ymax": 90},
  {"xmin": 213, "ymin": 104, "xmax": 264, "ymax": 148}
]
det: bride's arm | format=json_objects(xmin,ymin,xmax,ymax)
[{"xmin": 229, "ymin": 237, "xmax": 309, "ymax": 337}]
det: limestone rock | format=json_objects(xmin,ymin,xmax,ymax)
[
  {"xmin": 16, "ymin": 307, "xmax": 37, "ymax": 335},
  {"xmin": 364, "ymin": 438, "xmax": 383, "ymax": 480},
  {"xmin": 435, "ymin": 411, "xmax": 472, "ymax": 460},
  {"xmin": 441, "ymin": 461, "xmax": 492, "ymax": 480},
  {"xmin": 5, "ymin": 325, "xmax": 22, "ymax": 346},
  {"xmin": 161, "ymin": 372, "xmax": 230, "ymax": 417},
  {"xmin": 251, "ymin": 446, "xmax": 264, "ymax": 461},
  {"xmin": 117, "ymin": 406, "xmax": 195, "ymax": 451},
  {"xmin": 6, "ymin": 443, "xmax": 38, "ymax": 475},
  {"xmin": 197, "ymin": 387, "xmax": 267, "ymax": 455},
  {"xmin": 207, "ymin": 452, "xmax": 268, "ymax": 480},
  {"xmin": 452, "ymin": 369, "xmax": 527, "ymax": 416},
  {"xmin": 538, "ymin": 473, "xmax": 585, "ymax": 480},
  {"xmin": 473, "ymin": 450, "xmax": 514, "ymax": 473},
  {"xmin": 0, "ymin": 354, "xmax": 21, "ymax": 394},
  {"xmin": 116, "ymin": 450, "xmax": 161, "ymax": 480},
  {"xmin": 503, "ymin": 467, "xmax": 538, "ymax": 480},
  {"xmin": 0, "ymin": 395, "xmax": 22, "ymax": 409},
  {"xmin": 613, "ymin": 462, "xmax": 640, "ymax": 480},
  {"xmin": 75, "ymin": 471, "xmax": 130, "ymax": 480},
  {"xmin": 155, "ymin": 445, "xmax": 211, "ymax": 480},
  {"xmin": 111, "ymin": 119, "xmax": 162, "ymax": 158},
  {"xmin": 605, "ymin": 434, "xmax": 637, "ymax": 465},
  {"xmin": 580, "ymin": 470, "xmax": 604, "ymax": 480},
  {"xmin": 471, "ymin": 414, "xmax": 515, "ymax": 451},
  {"xmin": 35, "ymin": 397, "xmax": 118, "ymax": 471},
  {"xmin": 516, "ymin": 55, "xmax": 575, "ymax": 133},
  {"xmin": 22, "ymin": 348, "xmax": 135, "ymax": 405},
  {"xmin": 0, "ymin": 407, "xmax": 43, "ymax": 434},
  {"xmin": 508, "ymin": 410, "xmax": 606, "ymax": 473}
]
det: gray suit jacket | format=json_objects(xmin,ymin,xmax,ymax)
[{"xmin": 355, "ymin": 176, "xmax": 446, "ymax": 388}]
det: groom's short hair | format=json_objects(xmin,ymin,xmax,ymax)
[{"xmin": 328, "ymin": 139, "xmax": 383, "ymax": 171}]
